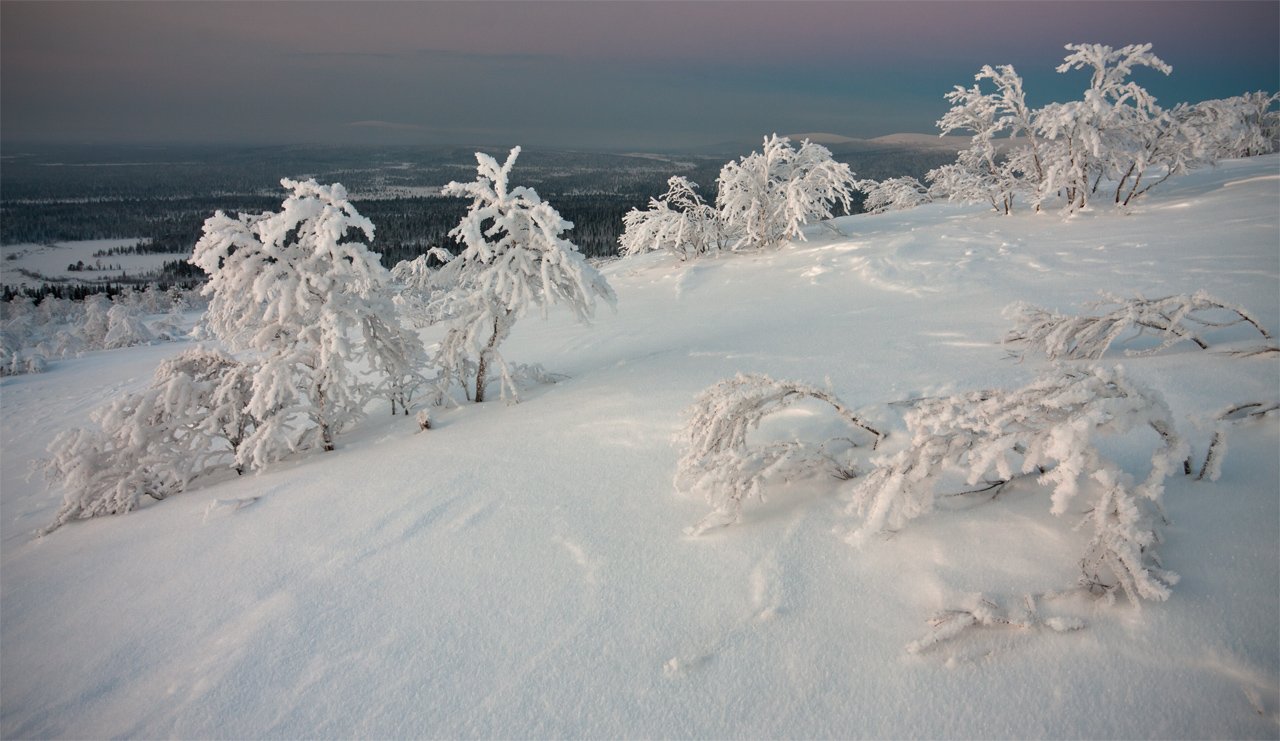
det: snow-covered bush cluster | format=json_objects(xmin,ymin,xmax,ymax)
[
  {"xmin": 0, "ymin": 285, "xmax": 202, "ymax": 376},
  {"xmin": 1004, "ymin": 290, "xmax": 1275, "ymax": 360},
  {"xmin": 674, "ymin": 373, "xmax": 882, "ymax": 535},
  {"xmin": 926, "ymin": 43, "xmax": 1278, "ymax": 213},
  {"xmin": 38, "ymin": 347, "xmax": 255, "ymax": 533},
  {"xmin": 677, "ymin": 366, "xmax": 1187, "ymax": 605},
  {"xmin": 40, "ymin": 153, "xmax": 613, "ymax": 531},
  {"xmin": 619, "ymin": 135, "xmax": 857, "ymax": 259},
  {"xmin": 848, "ymin": 366, "xmax": 1186, "ymax": 603}
]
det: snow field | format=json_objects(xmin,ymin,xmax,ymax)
[
  {"xmin": 1, "ymin": 155, "xmax": 1277, "ymax": 738},
  {"xmin": 1, "ymin": 239, "xmax": 179, "ymax": 288}
]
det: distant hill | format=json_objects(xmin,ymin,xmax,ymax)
[{"xmin": 688, "ymin": 131, "xmax": 968, "ymax": 158}]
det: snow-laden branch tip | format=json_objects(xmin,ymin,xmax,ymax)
[
  {"xmin": 1194, "ymin": 401, "xmax": 1279, "ymax": 482},
  {"xmin": 905, "ymin": 593, "xmax": 1084, "ymax": 655}
]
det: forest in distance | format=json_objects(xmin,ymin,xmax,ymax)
[{"xmin": 0, "ymin": 140, "xmax": 957, "ymax": 299}]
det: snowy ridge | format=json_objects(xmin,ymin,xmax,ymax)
[{"xmin": 1, "ymin": 155, "xmax": 1278, "ymax": 738}]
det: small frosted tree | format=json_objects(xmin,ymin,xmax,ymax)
[
  {"xmin": 1037, "ymin": 43, "xmax": 1172, "ymax": 211},
  {"xmin": 932, "ymin": 63, "xmax": 1046, "ymax": 213},
  {"xmin": 619, "ymin": 176, "xmax": 723, "ymax": 259},
  {"xmin": 432, "ymin": 147, "xmax": 616, "ymax": 403},
  {"xmin": 715, "ymin": 135, "xmax": 857, "ymax": 251},
  {"xmin": 191, "ymin": 178, "xmax": 416, "ymax": 467}
]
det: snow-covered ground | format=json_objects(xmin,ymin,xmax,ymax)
[
  {"xmin": 1, "ymin": 239, "xmax": 178, "ymax": 288},
  {"xmin": 2, "ymin": 156, "xmax": 1277, "ymax": 738}
]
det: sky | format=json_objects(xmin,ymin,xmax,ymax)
[{"xmin": 2, "ymin": 1, "xmax": 1277, "ymax": 151}]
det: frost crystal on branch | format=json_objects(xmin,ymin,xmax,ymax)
[
  {"xmin": 1004, "ymin": 291, "xmax": 1274, "ymax": 360},
  {"xmin": 675, "ymin": 373, "xmax": 882, "ymax": 535},
  {"xmin": 847, "ymin": 366, "xmax": 1187, "ymax": 603}
]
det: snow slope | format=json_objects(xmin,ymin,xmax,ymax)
[{"xmin": 2, "ymin": 156, "xmax": 1278, "ymax": 738}]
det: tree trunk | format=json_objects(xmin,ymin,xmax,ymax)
[{"xmin": 474, "ymin": 314, "xmax": 503, "ymax": 403}]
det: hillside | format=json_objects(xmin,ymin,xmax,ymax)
[{"xmin": 1, "ymin": 155, "xmax": 1277, "ymax": 738}]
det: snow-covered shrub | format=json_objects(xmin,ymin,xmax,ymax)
[
  {"xmin": 675, "ymin": 373, "xmax": 882, "ymax": 535},
  {"xmin": 846, "ymin": 365, "xmax": 1187, "ymax": 603},
  {"xmin": 38, "ymin": 348, "xmax": 256, "ymax": 534},
  {"xmin": 1182, "ymin": 91, "xmax": 1280, "ymax": 160},
  {"xmin": 619, "ymin": 176, "xmax": 724, "ymax": 259},
  {"xmin": 715, "ymin": 135, "xmax": 857, "ymax": 251},
  {"xmin": 430, "ymin": 146, "xmax": 616, "ymax": 403},
  {"xmin": 854, "ymin": 177, "xmax": 932, "ymax": 214},
  {"xmin": 192, "ymin": 178, "xmax": 421, "ymax": 466},
  {"xmin": 1004, "ymin": 291, "xmax": 1274, "ymax": 361}
]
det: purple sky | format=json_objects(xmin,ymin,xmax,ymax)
[{"xmin": 2, "ymin": 1, "xmax": 1276, "ymax": 150}]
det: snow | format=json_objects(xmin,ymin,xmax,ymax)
[
  {"xmin": 2, "ymin": 155, "xmax": 1278, "ymax": 738},
  {"xmin": 1, "ymin": 239, "xmax": 179, "ymax": 288}
]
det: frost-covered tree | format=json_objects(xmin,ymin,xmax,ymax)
[
  {"xmin": 932, "ymin": 80, "xmax": 1019, "ymax": 213},
  {"xmin": 79, "ymin": 293, "xmax": 112, "ymax": 349},
  {"xmin": 191, "ymin": 178, "xmax": 416, "ymax": 467},
  {"xmin": 931, "ymin": 64, "xmax": 1049, "ymax": 213},
  {"xmin": 1004, "ymin": 291, "xmax": 1274, "ymax": 360},
  {"xmin": 675, "ymin": 373, "xmax": 882, "ymax": 535},
  {"xmin": 38, "ymin": 348, "xmax": 257, "ymax": 533},
  {"xmin": 854, "ymin": 177, "xmax": 932, "ymax": 214},
  {"xmin": 619, "ymin": 176, "xmax": 724, "ymax": 259},
  {"xmin": 1037, "ymin": 43, "xmax": 1172, "ymax": 211},
  {"xmin": 846, "ymin": 366, "xmax": 1186, "ymax": 603},
  {"xmin": 715, "ymin": 135, "xmax": 857, "ymax": 251},
  {"xmin": 102, "ymin": 300, "xmax": 154, "ymax": 350},
  {"xmin": 431, "ymin": 147, "xmax": 615, "ymax": 403}
]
